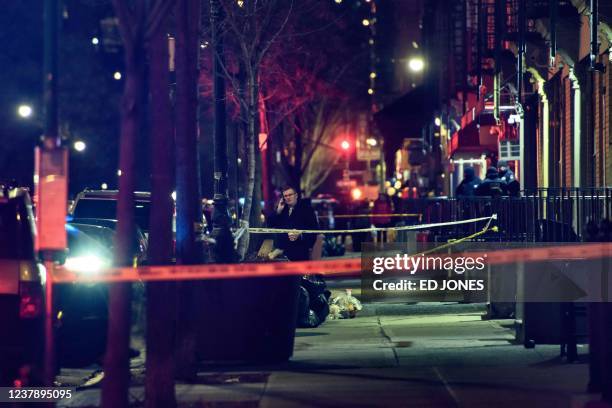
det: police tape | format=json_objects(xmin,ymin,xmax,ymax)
[
  {"xmin": 247, "ymin": 214, "xmax": 497, "ymax": 234},
  {"xmin": 322, "ymin": 213, "xmax": 422, "ymax": 218},
  {"xmin": 51, "ymin": 241, "xmax": 612, "ymax": 284},
  {"xmin": 52, "ymin": 258, "xmax": 362, "ymax": 283}
]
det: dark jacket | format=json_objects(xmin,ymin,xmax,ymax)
[
  {"xmin": 498, "ymin": 167, "xmax": 515, "ymax": 184},
  {"xmin": 455, "ymin": 167, "xmax": 482, "ymax": 197},
  {"xmin": 475, "ymin": 167, "xmax": 507, "ymax": 197},
  {"xmin": 498, "ymin": 168, "xmax": 520, "ymax": 196},
  {"xmin": 268, "ymin": 198, "xmax": 319, "ymax": 261}
]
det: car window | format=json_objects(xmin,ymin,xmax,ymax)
[
  {"xmin": 0, "ymin": 199, "xmax": 34, "ymax": 260},
  {"xmin": 72, "ymin": 199, "xmax": 151, "ymax": 232}
]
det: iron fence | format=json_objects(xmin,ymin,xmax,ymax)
[{"xmin": 395, "ymin": 188, "xmax": 612, "ymax": 243}]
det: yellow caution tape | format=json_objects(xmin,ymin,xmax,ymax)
[
  {"xmin": 322, "ymin": 213, "xmax": 422, "ymax": 218},
  {"xmin": 248, "ymin": 214, "xmax": 497, "ymax": 235}
]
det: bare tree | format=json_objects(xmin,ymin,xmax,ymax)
[
  {"xmin": 174, "ymin": 0, "xmax": 204, "ymax": 380},
  {"xmin": 217, "ymin": 0, "xmax": 294, "ymax": 259},
  {"xmin": 106, "ymin": 1, "xmax": 173, "ymax": 407},
  {"xmin": 197, "ymin": 0, "xmax": 368, "ymax": 234},
  {"xmin": 145, "ymin": 13, "xmax": 176, "ymax": 408},
  {"xmin": 287, "ymin": 103, "xmax": 351, "ymax": 196}
]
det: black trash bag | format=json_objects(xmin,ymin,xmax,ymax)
[
  {"xmin": 296, "ymin": 275, "xmax": 331, "ymax": 328},
  {"xmin": 296, "ymin": 286, "xmax": 319, "ymax": 328}
]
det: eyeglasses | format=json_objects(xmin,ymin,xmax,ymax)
[{"xmin": 283, "ymin": 192, "xmax": 297, "ymax": 199}]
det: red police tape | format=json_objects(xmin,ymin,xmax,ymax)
[{"xmin": 52, "ymin": 242, "xmax": 612, "ymax": 284}]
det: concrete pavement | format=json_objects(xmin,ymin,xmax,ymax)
[{"xmin": 58, "ymin": 302, "xmax": 601, "ymax": 407}]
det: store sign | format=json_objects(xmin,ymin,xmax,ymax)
[{"xmin": 336, "ymin": 179, "xmax": 357, "ymax": 188}]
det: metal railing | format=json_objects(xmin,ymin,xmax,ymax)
[{"xmin": 396, "ymin": 188, "xmax": 612, "ymax": 243}]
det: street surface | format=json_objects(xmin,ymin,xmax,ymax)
[{"xmin": 57, "ymin": 302, "xmax": 594, "ymax": 408}]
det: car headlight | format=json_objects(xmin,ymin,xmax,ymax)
[{"xmin": 65, "ymin": 254, "xmax": 111, "ymax": 274}]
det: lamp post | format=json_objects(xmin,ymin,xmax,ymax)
[
  {"xmin": 35, "ymin": 0, "xmax": 68, "ymax": 388},
  {"xmin": 210, "ymin": 0, "xmax": 236, "ymax": 262}
]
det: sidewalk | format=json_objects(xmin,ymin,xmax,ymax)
[{"xmin": 59, "ymin": 303, "xmax": 599, "ymax": 408}]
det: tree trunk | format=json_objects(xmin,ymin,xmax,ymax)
[
  {"xmin": 237, "ymin": 70, "xmax": 259, "ymax": 259},
  {"xmin": 102, "ymin": 46, "xmax": 142, "ymax": 408},
  {"xmin": 144, "ymin": 23, "xmax": 176, "ymax": 408},
  {"xmin": 174, "ymin": 0, "xmax": 203, "ymax": 380},
  {"xmin": 294, "ymin": 115, "xmax": 303, "ymax": 190}
]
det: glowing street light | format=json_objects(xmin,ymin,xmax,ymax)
[
  {"xmin": 91, "ymin": 37, "xmax": 99, "ymax": 45},
  {"xmin": 341, "ymin": 140, "xmax": 350, "ymax": 151},
  {"xmin": 17, "ymin": 104, "xmax": 33, "ymax": 118},
  {"xmin": 362, "ymin": 19, "xmax": 370, "ymax": 27},
  {"xmin": 351, "ymin": 188, "xmax": 363, "ymax": 201},
  {"xmin": 101, "ymin": 183, "xmax": 108, "ymax": 190},
  {"xmin": 366, "ymin": 137, "xmax": 377, "ymax": 147},
  {"xmin": 113, "ymin": 71, "xmax": 122, "ymax": 80},
  {"xmin": 73, "ymin": 140, "xmax": 86, "ymax": 152},
  {"xmin": 434, "ymin": 117, "xmax": 442, "ymax": 127},
  {"xmin": 407, "ymin": 57, "xmax": 425, "ymax": 72}
]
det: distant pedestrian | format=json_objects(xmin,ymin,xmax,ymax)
[
  {"xmin": 455, "ymin": 167, "xmax": 482, "ymax": 198},
  {"xmin": 475, "ymin": 167, "xmax": 507, "ymax": 197},
  {"xmin": 372, "ymin": 193, "xmax": 393, "ymax": 243},
  {"xmin": 497, "ymin": 160, "xmax": 520, "ymax": 196}
]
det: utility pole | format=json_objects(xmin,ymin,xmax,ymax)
[
  {"xmin": 35, "ymin": 0, "xmax": 68, "ymax": 389},
  {"xmin": 210, "ymin": 0, "xmax": 237, "ymax": 262}
]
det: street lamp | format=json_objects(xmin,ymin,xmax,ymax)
[
  {"xmin": 17, "ymin": 104, "xmax": 33, "ymax": 118},
  {"xmin": 407, "ymin": 57, "xmax": 425, "ymax": 73},
  {"xmin": 73, "ymin": 140, "xmax": 86, "ymax": 152}
]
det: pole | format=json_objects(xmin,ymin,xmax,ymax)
[
  {"xmin": 210, "ymin": 0, "xmax": 236, "ymax": 262},
  {"xmin": 43, "ymin": 0, "xmax": 59, "ymax": 149},
  {"xmin": 41, "ymin": 0, "xmax": 62, "ymax": 390}
]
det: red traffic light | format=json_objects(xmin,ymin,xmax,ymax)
[{"xmin": 341, "ymin": 140, "xmax": 350, "ymax": 150}]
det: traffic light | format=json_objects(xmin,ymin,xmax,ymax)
[{"xmin": 341, "ymin": 140, "xmax": 350, "ymax": 151}]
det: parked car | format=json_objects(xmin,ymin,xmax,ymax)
[
  {"xmin": 54, "ymin": 223, "xmax": 116, "ymax": 367},
  {"xmin": 0, "ymin": 186, "xmax": 44, "ymax": 386},
  {"xmin": 69, "ymin": 190, "xmax": 153, "ymax": 234},
  {"xmin": 67, "ymin": 218, "xmax": 148, "ymax": 265},
  {"xmin": 69, "ymin": 188, "xmax": 208, "ymax": 255}
]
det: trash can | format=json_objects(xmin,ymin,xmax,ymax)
[{"xmin": 197, "ymin": 258, "xmax": 301, "ymax": 363}]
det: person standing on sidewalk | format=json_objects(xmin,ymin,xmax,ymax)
[
  {"xmin": 267, "ymin": 184, "xmax": 319, "ymax": 261},
  {"xmin": 372, "ymin": 193, "xmax": 393, "ymax": 243},
  {"xmin": 267, "ymin": 185, "xmax": 328, "ymax": 328}
]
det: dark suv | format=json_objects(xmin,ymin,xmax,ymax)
[
  {"xmin": 69, "ymin": 190, "xmax": 153, "ymax": 234},
  {"xmin": 0, "ymin": 186, "xmax": 44, "ymax": 386}
]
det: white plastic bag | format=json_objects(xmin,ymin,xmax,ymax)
[{"xmin": 329, "ymin": 289, "xmax": 362, "ymax": 319}]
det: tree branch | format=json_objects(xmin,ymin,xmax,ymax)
[
  {"xmin": 144, "ymin": 0, "xmax": 175, "ymax": 42},
  {"xmin": 111, "ymin": 0, "xmax": 136, "ymax": 49}
]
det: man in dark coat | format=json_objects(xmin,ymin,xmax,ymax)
[
  {"xmin": 497, "ymin": 160, "xmax": 520, "ymax": 196},
  {"xmin": 455, "ymin": 167, "xmax": 482, "ymax": 197},
  {"xmin": 267, "ymin": 185, "xmax": 328, "ymax": 328},
  {"xmin": 475, "ymin": 167, "xmax": 507, "ymax": 197},
  {"xmin": 267, "ymin": 185, "xmax": 319, "ymax": 261}
]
